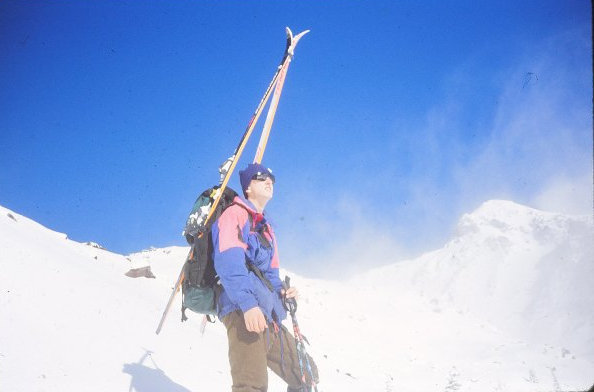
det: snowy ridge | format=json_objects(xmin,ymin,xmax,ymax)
[
  {"xmin": 361, "ymin": 200, "xmax": 593, "ymax": 348},
  {"xmin": 1, "ymin": 202, "xmax": 593, "ymax": 391}
]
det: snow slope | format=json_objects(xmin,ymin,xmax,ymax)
[{"xmin": 0, "ymin": 201, "xmax": 592, "ymax": 391}]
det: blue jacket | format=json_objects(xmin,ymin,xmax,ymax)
[{"xmin": 212, "ymin": 196, "xmax": 286, "ymax": 323}]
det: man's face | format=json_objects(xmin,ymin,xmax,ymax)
[{"xmin": 247, "ymin": 173, "xmax": 274, "ymax": 201}]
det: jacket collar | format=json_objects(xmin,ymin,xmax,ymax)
[{"xmin": 233, "ymin": 196, "xmax": 270, "ymax": 226}]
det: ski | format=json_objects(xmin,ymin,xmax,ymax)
[
  {"xmin": 156, "ymin": 27, "xmax": 309, "ymax": 335},
  {"xmin": 254, "ymin": 28, "xmax": 309, "ymax": 164}
]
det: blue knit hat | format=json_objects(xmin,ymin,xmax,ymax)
[{"xmin": 239, "ymin": 163, "xmax": 274, "ymax": 197}]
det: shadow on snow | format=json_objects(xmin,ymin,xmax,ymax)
[{"xmin": 123, "ymin": 350, "xmax": 190, "ymax": 392}]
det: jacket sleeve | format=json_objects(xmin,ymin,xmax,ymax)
[{"xmin": 212, "ymin": 206, "xmax": 259, "ymax": 313}]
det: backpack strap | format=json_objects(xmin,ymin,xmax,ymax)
[
  {"xmin": 247, "ymin": 214, "xmax": 272, "ymax": 249},
  {"xmin": 246, "ymin": 261, "xmax": 275, "ymax": 292}
]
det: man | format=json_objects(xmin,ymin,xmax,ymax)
[{"xmin": 212, "ymin": 163, "xmax": 318, "ymax": 392}]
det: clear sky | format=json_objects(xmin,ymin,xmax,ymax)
[{"xmin": 1, "ymin": 1, "xmax": 591, "ymax": 278}]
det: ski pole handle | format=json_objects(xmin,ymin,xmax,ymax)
[{"xmin": 282, "ymin": 275, "xmax": 298, "ymax": 314}]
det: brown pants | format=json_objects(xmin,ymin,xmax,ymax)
[{"xmin": 222, "ymin": 310, "xmax": 319, "ymax": 392}]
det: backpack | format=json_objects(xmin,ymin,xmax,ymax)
[
  {"xmin": 181, "ymin": 186, "xmax": 238, "ymax": 322},
  {"xmin": 180, "ymin": 186, "xmax": 275, "ymax": 322}
]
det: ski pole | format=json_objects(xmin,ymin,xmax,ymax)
[{"xmin": 283, "ymin": 276, "xmax": 318, "ymax": 392}]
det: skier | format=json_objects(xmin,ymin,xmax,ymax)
[{"xmin": 212, "ymin": 162, "xmax": 318, "ymax": 392}]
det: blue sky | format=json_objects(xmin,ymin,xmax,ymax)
[{"xmin": 1, "ymin": 1, "xmax": 591, "ymax": 278}]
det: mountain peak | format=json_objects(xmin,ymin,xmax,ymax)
[
  {"xmin": 470, "ymin": 199, "xmax": 544, "ymax": 219},
  {"xmin": 453, "ymin": 199, "xmax": 577, "ymax": 240}
]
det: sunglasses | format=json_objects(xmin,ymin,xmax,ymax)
[{"xmin": 252, "ymin": 171, "xmax": 275, "ymax": 184}]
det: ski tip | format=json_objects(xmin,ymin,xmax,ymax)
[
  {"xmin": 285, "ymin": 27, "xmax": 310, "ymax": 57},
  {"xmin": 292, "ymin": 30, "xmax": 310, "ymax": 47},
  {"xmin": 286, "ymin": 27, "xmax": 310, "ymax": 41}
]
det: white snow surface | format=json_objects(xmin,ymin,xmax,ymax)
[{"xmin": 0, "ymin": 200, "xmax": 592, "ymax": 391}]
